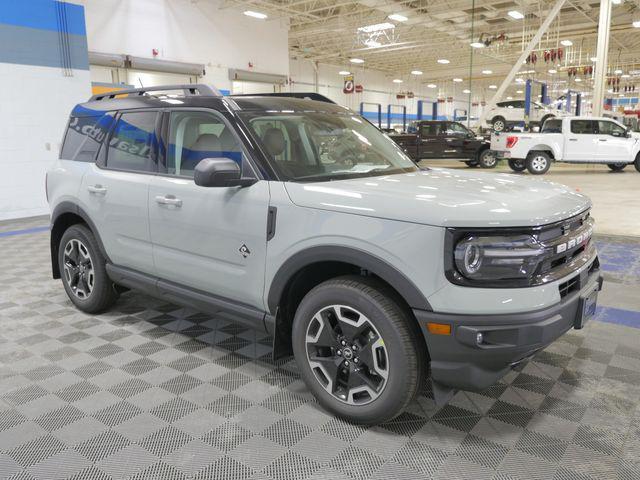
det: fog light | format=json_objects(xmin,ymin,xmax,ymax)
[{"xmin": 476, "ymin": 332, "xmax": 484, "ymax": 345}]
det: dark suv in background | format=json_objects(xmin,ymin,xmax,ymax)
[{"xmin": 387, "ymin": 120, "xmax": 497, "ymax": 168}]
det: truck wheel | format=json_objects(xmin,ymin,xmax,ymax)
[
  {"xmin": 526, "ymin": 152, "xmax": 551, "ymax": 175},
  {"xmin": 492, "ymin": 116, "xmax": 506, "ymax": 132},
  {"xmin": 635, "ymin": 154, "xmax": 640, "ymax": 173},
  {"xmin": 607, "ymin": 163, "xmax": 627, "ymax": 172},
  {"xmin": 58, "ymin": 224, "xmax": 118, "ymax": 313},
  {"xmin": 291, "ymin": 276, "xmax": 424, "ymax": 425},
  {"xmin": 508, "ymin": 159, "xmax": 526, "ymax": 172},
  {"xmin": 478, "ymin": 149, "xmax": 498, "ymax": 169},
  {"xmin": 465, "ymin": 161, "xmax": 479, "ymax": 168}
]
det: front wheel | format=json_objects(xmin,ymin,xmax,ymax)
[
  {"xmin": 526, "ymin": 152, "xmax": 551, "ymax": 175},
  {"xmin": 634, "ymin": 154, "xmax": 640, "ymax": 173},
  {"xmin": 508, "ymin": 158, "xmax": 527, "ymax": 172},
  {"xmin": 478, "ymin": 149, "xmax": 498, "ymax": 169},
  {"xmin": 58, "ymin": 224, "xmax": 118, "ymax": 313},
  {"xmin": 607, "ymin": 163, "xmax": 627, "ymax": 172},
  {"xmin": 491, "ymin": 116, "xmax": 506, "ymax": 132},
  {"xmin": 291, "ymin": 276, "xmax": 424, "ymax": 424}
]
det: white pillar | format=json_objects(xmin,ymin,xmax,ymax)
[{"xmin": 592, "ymin": 0, "xmax": 612, "ymax": 117}]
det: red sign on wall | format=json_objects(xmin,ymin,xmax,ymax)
[{"xmin": 343, "ymin": 75, "xmax": 355, "ymax": 94}]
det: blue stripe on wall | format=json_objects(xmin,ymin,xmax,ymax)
[
  {"xmin": 0, "ymin": 0, "xmax": 86, "ymax": 35},
  {"xmin": 361, "ymin": 111, "xmax": 448, "ymax": 121}
]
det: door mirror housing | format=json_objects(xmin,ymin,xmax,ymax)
[{"xmin": 194, "ymin": 158, "xmax": 256, "ymax": 188}]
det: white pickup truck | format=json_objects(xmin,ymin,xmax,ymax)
[{"xmin": 491, "ymin": 116, "xmax": 640, "ymax": 174}]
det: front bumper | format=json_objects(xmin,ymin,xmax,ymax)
[{"xmin": 414, "ymin": 265, "xmax": 603, "ymax": 394}]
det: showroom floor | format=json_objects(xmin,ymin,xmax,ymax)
[{"xmin": 1, "ymin": 208, "xmax": 640, "ymax": 479}]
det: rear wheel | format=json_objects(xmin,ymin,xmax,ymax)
[
  {"xmin": 478, "ymin": 149, "xmax": 498, "ymax": 169},
  {"xmin": 526, "ymin": 152, "xmax": 551, "ymax": 175},
  {"xmin": 292, "ymin": 276, "xmax": 424, "ymax": 424},
  {"xmin": 635, "ymin": 154, "xmax": 640, "ymax": 173},
  {"xmin": 492, "ymin": 116, "xmax": 506, "ymax": 132},
  {"xmin": 607, "ymin": 163, "xmax": 627, "ymax": 172},
  {"xmin": 508, "ymin": 158, "xmax": 526, "ymax": 172},
  {"xmin": 58, "ymin": 224, "xmax": 118, "ymax": 313}
]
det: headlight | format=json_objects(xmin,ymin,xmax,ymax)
[{"xmin": 453, "ymin": 235, "xmax": 545, "ymax": 282}]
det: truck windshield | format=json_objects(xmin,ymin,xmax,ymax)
[
  {"xmin": 239, "ymin": 112, "xmax": 418, "ymax": 182},
  {"xmin": 541, "ymin": 119, "xmax": 562, "ymax": 133}
]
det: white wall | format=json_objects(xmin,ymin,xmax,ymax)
[
  {"xmin": 81, "ymin": 0, "xmax": 290, "ymax": 92},
  {"xmin": 288, "ymin": 58, "xmax": 483, "ymax": 125}
]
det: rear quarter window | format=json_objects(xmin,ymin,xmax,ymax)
[
  {"xmin": 60, "ymin": 113, "xmax": 114, "ymax": 162},
  {"xmin": 541, "ymin": 119, "xmax": 562, "ymax": 133}
]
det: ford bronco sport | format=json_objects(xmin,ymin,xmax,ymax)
[{"xmin": 48, "ymin": 85, "xmax": 603, "ymax": 424}]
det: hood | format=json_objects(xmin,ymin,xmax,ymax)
[{"xmin": 284, "ymin": 168, "xmax": 591, "ymax": 228}]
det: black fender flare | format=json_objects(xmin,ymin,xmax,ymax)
[
  {"xmin": 50, "ymin": 202, "xmax": 111, "ymax": 277},
  {"xmin": 267, "ymin": 245, "xmax": 432, "ymax": 314}
]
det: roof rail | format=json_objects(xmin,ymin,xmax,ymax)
[
  {"xmin": 89, "ymin": 84, "xmax": 221, "ymax": 101},
  {"xmin": 231, "ymin": 92, "xmax": 336, "ymax": 104}
]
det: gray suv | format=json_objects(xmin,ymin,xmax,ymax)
[{"xmin": 48, "ymin": 85, "xmax": 603, "ymax": 424}]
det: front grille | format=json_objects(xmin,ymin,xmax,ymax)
[{"xmin": 558, "ymin": 256, "xmax": 599, "ymax": 298}]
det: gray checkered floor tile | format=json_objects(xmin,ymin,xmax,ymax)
[{"xmin": 0, "ymin": 222, "xmax": 639, "ymax": 480}]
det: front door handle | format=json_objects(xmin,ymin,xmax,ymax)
[
  {"xmin": 569, "ymin": 138, "xmax": 578, "ymax": 142},
  {"xmin": 155, "ymin": 195, "xmax": 182, "ymax": 207},
  {"xmin": 598, "ymin": 139, "xmax": 608, "ymax": 142},
  {"xmin": 87, "ymin": 184, "xmax": 107, "ymax": 195}
]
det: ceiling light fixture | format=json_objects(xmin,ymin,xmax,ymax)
[
  {"xmin": 488, "ymin": 85, "xmax": 497, "ymax": 89},
  {"xmin": 506, "ymin": 96, "xmax": 513, "ymax": 100},
  {"xmin": 453, "ymin": 78, "xmax": 463, "ymax": 82},
  {"xmin": 411, "ymin": 70, "xmax": 423, "ymax": 75},
  {"xmin": 548, "ymin": 69, "xmax": 557, "ymax": 74},
  {"xmin": 350, "ymin": 58, "xmax": 365, "ymax": 64},
  {"xmin": 437, "ymin": 59, "xmax": 450, "ymax": 64},
  {"xmin": 516, "ymin": 89, "xmax": 523, "ymax": 93},
  {"xmin": 560, "ymin": 40, "xmax": 573, "ymax": 46},
  {"xmin": 482, "ymin": 70, "xmax": 492, "ymax": 74},
  {"xmin": 574, "ymin": 78, "xmax": 582, "ymax": 82},
  {"xmin": 614, "ymin": 69, "xmax": 623, "ymax": 74},
  {"xmin": 508, "ymin": 10, "xmax": 525, "ymax": 19},
  {"xmin": 393, "ymin": 79, "xmax": 403, "ymax": 83},
  {"xmin": 621, "ymin": 74, "xmax": 631, "ymax": 78},
  {"xmin": 357, "ymin": 22, "xmax": 395, "ymax": 33},
  {"xmin": 612, "ymin": 0, "xmax": 622, "ymax": 4},
  {"xmin": 590, "ymin": 57, "xmax": 597, "ymax": 62},
  {"xmin": 427, "ymin": 83, "xmax": 437, "ymax": 88},
  {"xmin": 633, "ymin": 20, "xmax": 640, "ymax": 28},
  {"xmin": 243, "ymin": 10, "xmax": 268, "ymax": 19},
  {"xmin": 339, "ymin": 71, "xmax": 351, "ymax": 75},
  {"xmin": 388, "ymin": 13, "xmax": 408, "ymax": 22},
  {"xmin": 463, "ymin": 89, "xmax": 471, "ymax": 94},
  {"xmin": 470, "ymin": 42, "xmax": 485, "ymax": 48}
]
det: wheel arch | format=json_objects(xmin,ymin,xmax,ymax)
[
  {"xmin": 529, "ymin": 146, "xmax": 556, "ymax": 159},
  {"xmin": 50, "ymin": 202, "xmax": 109, "ymax": 279}
]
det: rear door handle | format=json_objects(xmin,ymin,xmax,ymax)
[
  {"xmin": 155, "ymin": 195, "xmax": 182, "ymax": 207},
  {"xmin": 569, "ymin": 138, "xmax": 578, "ymax": 142},
  {"xmin": 598, "ymin": 139, "xmax": 607, "ymax": 142},
  {"xmin": 87, "ymin": 184, "xmax": 107, "ymax": 195}
]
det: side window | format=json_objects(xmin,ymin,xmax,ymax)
[
  {"xmin": 571, "ymin": 120, "xmax": 596, "ymax": 134},
  {"xmin": 598, "ymin": 121, "xmax": 626, "ymax": 137},
  {"xmin": 445, "ymin": 123, "xmax": 468, "ymax": 136},
  {"xmin": 61, "ymin": 114, "xmax": 113, "ymax": 162},
  {"xmin": 166, "ymin": 111, "xmax": 246, "ymax": 178},
  {"xmin": 106, "ymin": 112, "xmax": 158, "ymax": 172},
  {"xmin": 496, "ymin": 102, "xmax": 507, "ymax": 108},
  {"xmin": 420, "ymin": 123, "xmax": 441, "ymax": 136}
]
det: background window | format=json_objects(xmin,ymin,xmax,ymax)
[
  {"xmin": 445, "ymin": 123, "xmax": 469, "ymax": 136},
  {"xmin": 571, "ymin": 120, "xmax": 596, "ymax": 134},
  {"xmin": 167, "ymin": 111, "xmax": 244, "ymax": 177},
  {"xmin": 61, "ymin": 114, "xmax": 114, "ymax": 162},
  {"xmin": 420, "ymin": 123, "xmax": 441, "ymax": 136},
  {"xmin": 107, "ymin": 112, "xmax": 158, "ymax": 172}
]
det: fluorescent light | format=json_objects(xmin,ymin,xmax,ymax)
[
  {"xmin": 388, "ymin": 13, "xmax": 408, "ymax": 22},
  {"xmin": 350, "ymin": 58, "xmax": 365, "ymax": 64},
  {"xmin": 590, "ymin": 57, "xmax": 597, "ymax": 62},
  {"xmin": 548, "ymin": 69, "xmax": 557, "ymax": 74},
  {"xmin": 463, "ymin": 89, "xmax": 471, "ymax": 94},
  {"xmin": 453, "ymin": 78, "xmax": 463, "ymax": 82},
  {"xmin": 411, "ymin": 70, "xmax": 423, "ymax": 75},
  {"xmin": 621, "ymin": 74, "xmax": 631, "ymax": 78},
  {"xmin": 488, "ymin": 85, "xmax": 497, "ymax": 89},
  {"xmin": 574, "ymin": 78, "xmax": 582, "ymax": 82},
  {"xmin": 357, "ymin": 22, "xmax": 395, "ymax": 33},
  {"xmin": 427, "ymin": 84, "xmax": 437, "ymax": 88},
  {"xmin": 392, "ymin": 79, "xmax": 403, "ymax": 83},
  {"xmin": 516, "ymin": 90, "xmax": 523, "ymax": 93},
  {"xmin": 614, "ymin": 69, "xmax": 623, "ymax": 74},
  {"xmin": 612, "ymin": 0, "xmax": 622, "ymax": 4},
  {"xmin": 633, "ymin": 20, "xmax": 640, "ymax": 28},
  {"xmin": 437, "ymin": 59, "xmax": 450, "ymax": 64},
  {"xmin": 339, "ymin": 71, "xmax": 351, "ymax": 75},
  {"xmin": 506, "ymin": 96, "xmax": 513, "ymax": 100},
  {"xmin": 482, "ymin": 70, "xmax": 492, "ymax": 74},
  {"xmin": 244, "ymin": 10, "xmax": 267, "ymax": 19},
  {"xmin": 508, "ymin": 10, "xmax": 524, "ymax": 19},
  {"xmin": 470, "ymin": 42, "xmax": 485, "ymax": 48},
  {"xmin": 560, "ymin": 40, "xmax": 573, "ymax": 46}
]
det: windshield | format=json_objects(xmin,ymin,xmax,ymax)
[{"xmin": 239, "ymin": 112, "xmax": 418, "ymax": 182}]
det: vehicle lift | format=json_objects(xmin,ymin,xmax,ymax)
[
  {"xmin": 565, "ymin": 90, "xmax": 582, "ymax": 115},
  {"xmin": 453, "ymin": 109, "xmax": 467, "ymax": 122},
  {"xmin": 417, "ymin": 100, "xmax": 439, "ymax": 120},
  {"xmin": 524, "ymin": 79, "xmax": 549, "ymax": 130},
  {"xmin": 387, "ymin": 104, "xmax": 407, "ymax": 131},
  {"xmin": 359, "ymin": 102, "xmax": 382, "ymax": 129}
]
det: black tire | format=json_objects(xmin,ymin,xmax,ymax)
[
  {"xmin": 607, "ymin": 163, "xmax": 627, "ymax": 172},
  {"xmin": 465, "ymin": 160, "xmax": 479, "ymax": 167},
  {"xmin": 478, "ymin": 149, "xmax": 498, "ymax": 169},
  {"xmin": 491, "ymin": 116, "xmax": 507, "ymax": 132},
  {"xmin": 526, "ymin": 151, "xmax": 551, "ymax": 175},
  {"xmin": 634, "ymin": 154, "xmax": 640, "ymax": 173},
  {"xmin": 508, "ymin": 158, "xmax": 526, "ymax": 172},
  {"xmin": 291, "ymin": 276, "xmax": 425, "ymax": 424},
  {"xmin": 58, "ymin": 224, "xmax": 118, "ymax": 313}
]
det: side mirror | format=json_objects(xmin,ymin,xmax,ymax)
[{"xmin": 194, "ymin": 158, "xmax": 256, "ymax": 188}]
